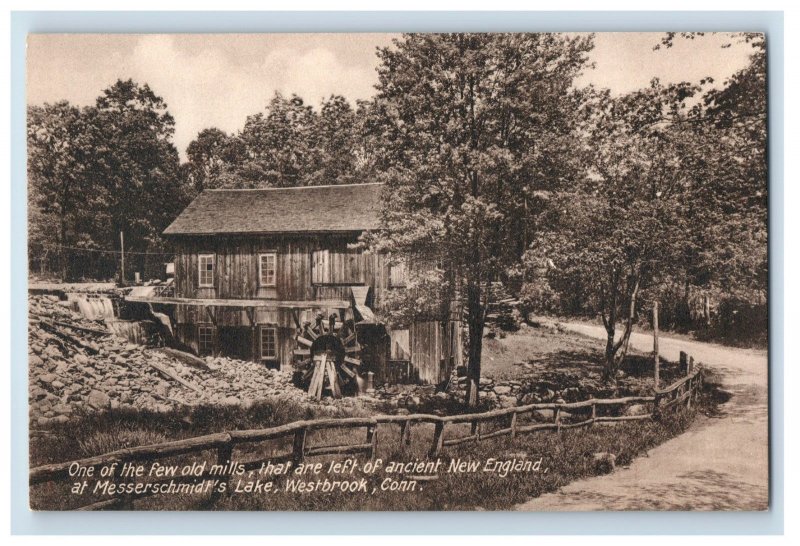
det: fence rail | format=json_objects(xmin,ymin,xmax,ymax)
[{"xmin": 30, "ymin": 364, "xmax": 703, "ymax": 510}]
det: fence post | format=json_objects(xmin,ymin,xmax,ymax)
[
  {"xmin": 430, "ymin": 422, "xmax": 445, "ymax": 458},
  {"xmin": 591, "ymin": 402, "xmax": 597, "ymax": 426},
  {"xmin": 365, "ymin": 423, "xmax": 378, "ymax": 460},
  {"xmin": 400, "ymin": 420, "xmax": 412, "ymax": 446},
  {"xmin": 471, "ymin": 419, "xmax": 481, "ymax": 443},
  {"xmin": 292, "ymin": 427, "xmax": 307, "ymax": 465},
  {"xmin": 696, "ymin": 369, "xmax": 703, "ymax": 403},
  {"xmin": 653, "ymin": 302, "xmax": 660, "ymax": 389},
  {"xmin": 510, "ymin": 412, "xmax": 518, "ymax": 439},
  {"xmin": 555, "ymin": 407, "xmax": 562, "ymax": 433},
  {"xmin": 680, "ymin": 351, "xmax": 688, "ymax": 375},
  {"xmin": 210, "ymin": 443, "xmax": 233, "ymax": 503}
]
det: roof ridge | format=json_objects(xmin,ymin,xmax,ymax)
[{"xmin": 206, "ymin": 182, "xmax": 384, "ymax": 192}]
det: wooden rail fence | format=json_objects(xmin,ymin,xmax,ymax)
[{"xmin": 30, "ymin": 366, "xmax": 703, "ymax": 510}]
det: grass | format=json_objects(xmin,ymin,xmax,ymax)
[
  {"xmin": 30, "ymin": 396, "xmax": 368, "ymax": 466},
  {"xmin": 30, "ymin": 383, "xmax": 716, "ymax": 511},
  {"xmin": 481, "ymin": 325, "xmax": 686, "ymax": 400},
  {"xmin": 219, "ymin": 408, "xmax": 700, "ymax": 511}
]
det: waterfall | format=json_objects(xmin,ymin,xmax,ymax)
[
  {"xmin": 68, "ymin": 293, "xmax": 167, "ymax": 346},
  {"xmin": 68, "ymin": 294, "xmax": 117, "ymax": 320},
  {"xmin": 105, "ymin": 319, "xmax": 150, "ymax": 345}
]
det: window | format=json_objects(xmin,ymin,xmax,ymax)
[
  {"xmin": 198, "ymin": 254, "xmax": 215, "ymax": 287},
  {"xmin": 198, "ymin": 324, "xmax": 215, "ymax": 355},
  {"xmin": 259, "ymin": 253, "xmax": 277, "ymax": 286},
  {"xmin": 260, "ymin": 326, "xmax": 277, "ymax": 361}
]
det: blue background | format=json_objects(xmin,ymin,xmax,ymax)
[{"xmin": 9, "ymin": 10, "xmax": 784, "ymax": 535}]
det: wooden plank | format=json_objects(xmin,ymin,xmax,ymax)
[
  {"xmin": 308, "ymin": 357, "xmax": 325, "ymax": 401},
  {"xmin": 304, "ymin": 443, "xmax": 372, "ymax": 457},
  {"xmin": 442, "ymin": 435, "xmax": 478, "ymax": 447},
  {"xmin": 430, "ymin": 422, "xmax": 445, "ymax": 458},
  {"xmin": 204, "ymin": 306, "xmax": 217, "ymax": 326},
  {"xmin": 291, "ymin": 308, "xmax": 302, "ymax": 330},
  {"xmin": 292, "ymin": 427, "xmax": 307, "ymax": 464},
  {"xmin": 326, "ymin": 360, "xmax": 342, "ymax": 398},
  {"xmin": 400, "ymin": 420, "xmax": 412, "ymax": 445},
  {"xmin": 366, "ymin": 424, "xmax": 378, "ymax": 459},
  {"xmin": 125, "ymin": 295, "xmax": 350, "ymax": 309},
  {"xmin": 148, "ymin": 362, "xmax": 203, "ymax": 393}
]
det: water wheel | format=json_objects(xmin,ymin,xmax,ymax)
[{"xmin": 293, "ymin": 312, "xmax": 362, "ymax": 400}]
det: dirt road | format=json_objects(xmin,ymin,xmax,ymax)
[{"xmin": 515, "ymin": 322, "xmax": 769, "ymax": 511}]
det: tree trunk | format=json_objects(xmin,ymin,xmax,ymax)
[
  {"xmin": 602, "ymin": 271, "xmax": 640, "ymax": 383},
  {"xmin": 465, "ymin": 281, "xmax": 485, "ymax": 407},
  {"xmin": 59, "ymin": 216, "xmax": 69, "ymax": 282},
  {"xmin": 601, "ymin": 269, "xmax": 619, "ymax": 382},
  {"xmin": 604, "ymin": 323, "xmax": 616, "ymax": 382}
]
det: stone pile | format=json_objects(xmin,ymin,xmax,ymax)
[
  {"xmin": 484, "ymin": 282, "xmax": 523, "ymax": 335},
  {"xmin": 28, "ymin": 294, "xmax": 314, "ymax": 428}
]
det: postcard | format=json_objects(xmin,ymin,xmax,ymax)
[{"xmin": 26, "ymin": 32, "xmax": 768, "ymax": 511}]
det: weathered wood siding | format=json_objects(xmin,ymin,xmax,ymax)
[
  {"xmin": 174, "ymin": 235, "xmax": 389, "ymax": 305},
  {"xmin": 409, "ymin": 320, "xmax": 462, "ymax": 385},
  {"xmin": 171, "ymin": 234, "xmax": 392, "ymax": 370}
]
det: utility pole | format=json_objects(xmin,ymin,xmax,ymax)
[
  {"xmin": 119, "ymin": 231, "xmax": 125, "ymax": 286},
  {"xmin": 653, "ymin": 301, "xmax": 660, "ymax": 389}
]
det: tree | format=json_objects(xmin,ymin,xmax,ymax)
[
  {"xmin": 652, "ymin": 33, "xmax": 768, "ymax": 338},
  {"xmin": 367, "ymin": 33, "xmax": 593, "ymax": 405},
  {"xmin": 689, "ymin": 34, "xmax": 767, "ymax": 299},
  {"xmin": 308, "ymin": 94, "xmax": 361, "ymax": 185},
  {"xmin": 530, "ymin": 80, "xmax": 700, "ymax": 381},
  {"xmin": 235, "ymin": 92, "xmax": 319, "ymax": 188},
  {"xmin": 27, "ymin": 101, "xmax": 94, "ymax": 279},
  {"xmin": 184, "ymin": 127, "xmax": 238, "ymax": 192}
]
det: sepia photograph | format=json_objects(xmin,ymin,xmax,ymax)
[{"xmin": 25, "ymin": 31, "xmax": 769, "ymax": 512}]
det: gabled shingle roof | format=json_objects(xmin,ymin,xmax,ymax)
[{"xmin": 163, "ymin": 183, "xmax": 384, "ymax": 236}]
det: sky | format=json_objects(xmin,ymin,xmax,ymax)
[{"xmin": 27, "ymin": 33, "xmax": 756, "ymax": 160}]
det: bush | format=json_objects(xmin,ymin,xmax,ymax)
[{"xmin": 519, "ymin": 279, "xmax": 560, "ymax": 318}]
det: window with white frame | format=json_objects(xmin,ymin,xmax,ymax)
[
  {"xmin": 259, "ymin": 253, "xmax": 277, "ymax": 287},
  {"xmin": 198, "ymin": 324, "xmax": 215, "ymax": 354},
  {"xmin": 198, "ymin": 254, "xmax": 215, "ymax": 287},
  {"xmin": 260, "ymin": 326, "xmax": 277, "ymax": 361}
]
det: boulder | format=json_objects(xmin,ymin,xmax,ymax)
[
  {"xmin": 498, "ymin": 395, "xmax": 517, "ymax": 408},
  {"xmin": 86, "ymin": 389, "xmax": 111, "ymax": 410},
  {"xmin": 532, "ymin": 409, "xmax": 554, "ymax": 421},
  {"xmin": 624, "ymin": 403, "xmax": 649, "ymax": 416},
  {"xmin": 592, "ymin": 452, "xmax": 616, "ymax": 474},
  {"xmin": 38, "ymin": 373, "xmax": 58, "ymax": 385}
]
